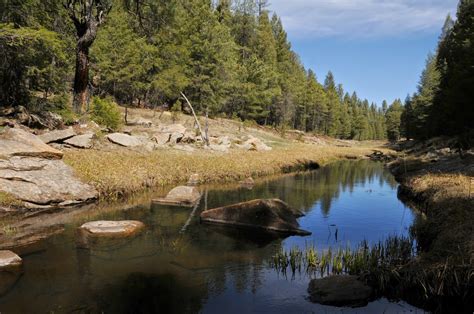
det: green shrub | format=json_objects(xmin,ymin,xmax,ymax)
[
  {"xmin": 90, "ymin": 97, "xmax": 122, "ymax": 130},
  {"xmin": 48, "ymin": 94, "xmax": 77, "ymax": 125}
]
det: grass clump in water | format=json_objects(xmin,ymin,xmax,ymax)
[{"xmin": 270, "ymin": 236, "xmax": 415, "ymax": 282}]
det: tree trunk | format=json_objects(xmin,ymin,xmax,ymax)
[{"xmin": 73, "ymin": 46, "xmax": 90, "ymax": 114}]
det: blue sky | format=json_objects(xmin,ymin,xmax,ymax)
[{"xmin": 269, "ymin": 0, "xmax": 459, "ymax": 106}]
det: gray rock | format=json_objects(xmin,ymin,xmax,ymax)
[
  {"xmin": 0, "ymin": 250, "xmax": 22, "ymax": 269},
  {"xmin": 169, "ymin": 132, "xmax": 184, "ymax": 144},
  {"xmin": 76, "ymin": 220, "xmax": 145, "ymax": 249},
  {"xmin": 107, "ymin": 133, "xmax": 143, "ymax": 147},
  {"xmin": 160, "ymin": 124, "xmax": 186, "ymax": 134},
  {"xmin": 0, "ymin": 156, "xmax": 98, "ymax": 208},
  {"xmin": 64, "ymin": 133, "xmax": 94, "ymax": 149},
  {"xmin": 0, "ymin": 127, "xmax": 63, "ymax": 160},
  {"xmin": 0, "ymin": 250, "xmax": 22, "ymax": 297},
  {"xmin": 307, "ymin": 275, "xmax": 374, "ymax": 307},
  {"xmin": 153, "ymin": 133, "xmax": 171, "ymax": 145},
  {"xmin": 200, "ymin": 199, "xmax": 309, "ymax": 235},
  {"xmin": 152, "ymin": 186, "xmax": 201, "ymax": 207},
  {"xmin": 218, "ymin": 136, "xmax": 231, "ymax": 147},
  {"xmin": 39, "ymin": 127, "xmax": 76, "ymax": 144},
  {"xmin": 245, "ymin": 137, "xmax": 272, "ymax": 151},
  {"xmin": 128, "ymin": 117, "xmax": 153, "ymax": 127}
]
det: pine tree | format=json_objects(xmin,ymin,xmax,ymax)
[
  {"xmin": 385, "ymin": 99, "xmax": 404, "ymax": 141},
  {"xmin": 432, "ymin": 0, "xmax": 474, "ymax": 137}
]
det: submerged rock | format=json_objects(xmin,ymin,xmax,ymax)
[
  {"xmin": 39, "ymin": 127, "xmax": 76, "ymax": 144},
  {"xmin": 76, "ymin": 220, "xmax": 145, "ymax": 249},
  {"xmin": 0, "ymin": 250, "xmax": 23, "ymax": 297},
  {"xmin": 152, "ymin": 186, "xmax": 201, "ymax": 207},
  {"xmin": 0, "ymin": 250, "xmax": 22, "ymax": 270},
  {"xmin": 200, "ymin": 199, "xmax": 309, "ymax": 236},
  {"xmin": 307, "ymin": 275, "xmax": 373, "ymax": 307}
]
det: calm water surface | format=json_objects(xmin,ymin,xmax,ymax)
[{"xmin": 0, "ymin": 160, "xmax": 425, "ymax": 313}]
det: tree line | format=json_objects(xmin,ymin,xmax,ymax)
[
  {"xmin": 5, "ymin": 0, "xmax": 467, "ymax": 142},
  {"xmin": 397, "ymin": 0, "xmax": 473, "ymax": 145}
]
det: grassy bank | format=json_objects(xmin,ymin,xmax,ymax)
[
  {"xmin": 64, "ymin": 144, "xmax": 379, "ymax": 200},
  {"xmin": 389, "ymin": 154, "xmax": 474, "ymax": 312}
]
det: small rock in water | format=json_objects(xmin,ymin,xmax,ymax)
[
  {"xmin": 307, "ymin": 275, "xmax": 373, "ymax": 307},
  {"xmin": 76, "ymin": 220, "xmax": 145, "ymax": 249},
  {"xmin": 152, "ymin": 186, "xmax": 201, "ymax": 207}
]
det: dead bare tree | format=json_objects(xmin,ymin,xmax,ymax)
[
  {"xmin": 180, "ymin": 92, "xmax": 209, "ymax": 145},
  {"xmin": 64, "ymin": 0, "xmax": 112, "ymax": 114}
]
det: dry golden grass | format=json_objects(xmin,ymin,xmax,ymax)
[
  {"xmin": 0, "ymin": 191, "xmax": 22, "ymax": 208},
  {"xmin": 64, "ymin": 144, "xmax": 380, "ymax": 199},
  {"xmin": 406, "ymin": 173, "xmax": 474, "ymax": 260}
]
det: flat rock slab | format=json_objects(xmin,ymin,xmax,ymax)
[
  {"xmin": 200, "ymin": 199, "xmax": 309, "ymax": 236},
  {"xmin": 152, "ymin": 186, "xmax": 201, "ymax": 207},
  {"xmin": 107, "ymin": 133, "xmax": 144, "ymax": 147},
  {"xmin": 0, "ymin": 156, "xmax": 98, "ymax": 208},
  {"xmin": 76, "ymin": 220, "xmax": 145, "ymax": 249},
  {"xmin": 64, "ymin": 133, "xmax": 94, "ymax": 149},
  {"xmin": 0, "ymin": 127, "xmax": 63, "ymax": 159},
  {"xmin": 160, "ymin": 124, "xmax": 186, "ymax": 134},
  {"xmin": 0, "ymin": 250, "xmax": 22, "ymax": 269},
  {"xmin": 78, "ymin": 220, "xmax": 145, "ymax": 236},
  {"xmin": 308, "ymin": 275, "xmax": 374, "ymax": 307},
  {"xmin": 39, "ymin": 127, "xmax": 76, "ymax": 144}
]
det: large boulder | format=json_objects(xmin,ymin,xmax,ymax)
[
  {"xmin": 0, "ymin": 156, "xmax": 98, "ymax": 208},
  {"xmin": 64, "ymin": 133, "xmax": 94, "ymax": 149},
  {"xmin": 39, "ymin": 127, "xmax": 76, "ymax": 144},
  {"xmin": 307, "ymin": 275, "xmax": 374, "ymax": 307},
  {"xmin": 107, "ymin": 133, "xmax": 144, "ymax": 147},
  {"xmin": 76, "ymin": 220, "xmax": 145, "ymax": 249},
  {"xmin": 0, "ymin": 127, "xmax": 98, "ymax": 209},
  {"xmin": 152, "ymin": 186, "xmax": 201, "ymax": 207},
  {"xmin": 0, "ymin": 127, "xmax": 63, "ymax": 159},
  {"xmin": 200, "ymin": 199, "xmax": 309, "ymax": 235}
]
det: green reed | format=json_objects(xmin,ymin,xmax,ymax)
[{"xmin": 270, "ymin": 236, "xmax": 415, "ymax": 279}]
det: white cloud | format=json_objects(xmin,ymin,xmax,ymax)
[{"xmin": 269, "ymin": 0, "xmax": 458, "ymax": 38}]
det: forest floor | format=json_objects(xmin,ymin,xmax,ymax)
[{"xmin": 387, "ymin": 138, "xmax": 474, "ymax": 312}]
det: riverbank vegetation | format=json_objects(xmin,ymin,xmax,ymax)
[{"xmin": 64, "ymin": 143, "xmax": 379, "ymax": 199}]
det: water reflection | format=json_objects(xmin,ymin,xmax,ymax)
[{"xmin": 0, "ymin": 160, "xmax": 421, "ymax": 313}]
